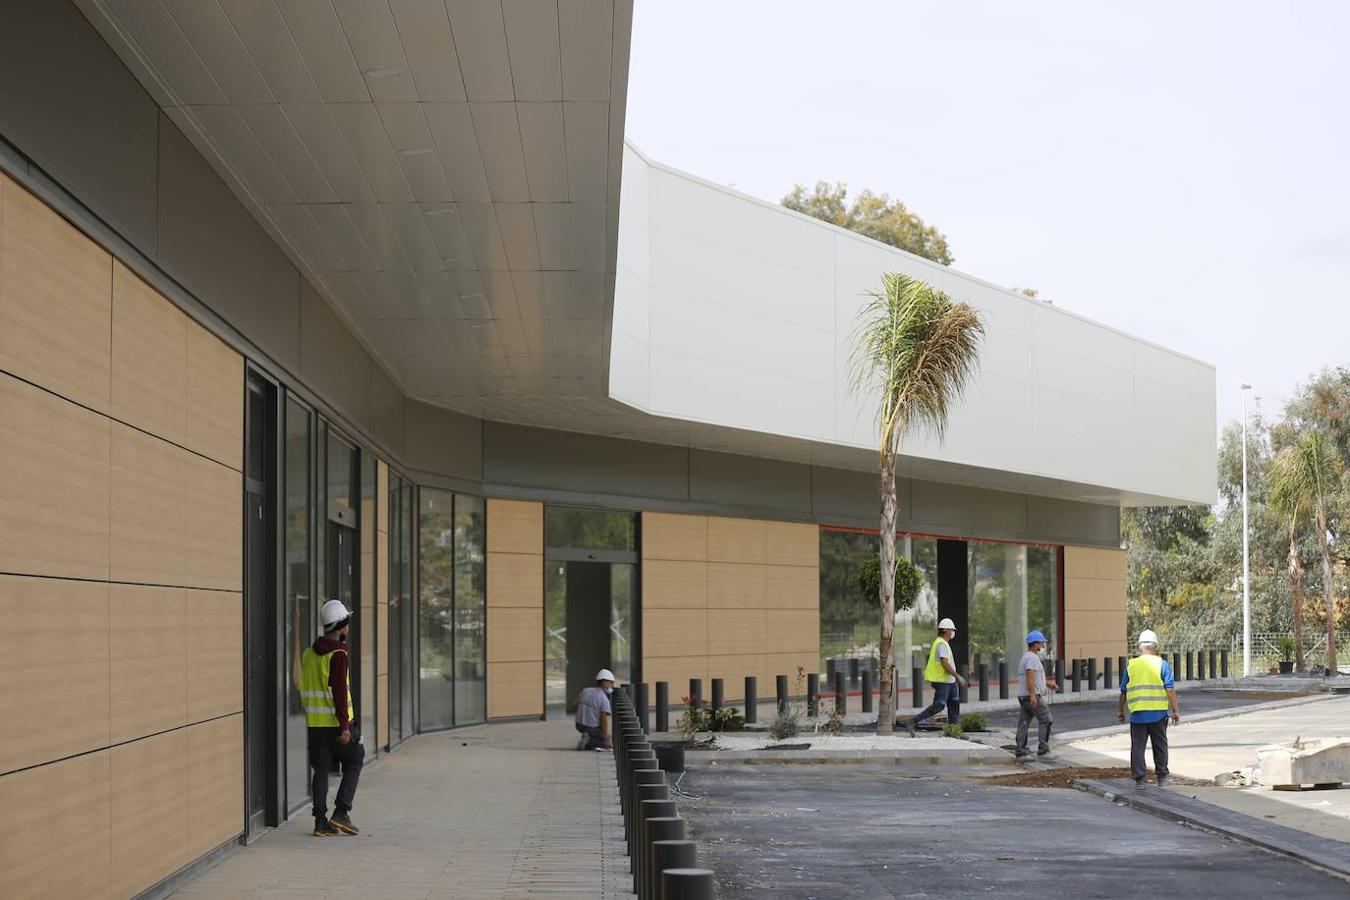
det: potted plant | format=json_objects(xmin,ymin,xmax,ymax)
[{"xmin": 1275, "ymin": 636, "xmax": 1296, "ymax": 674}]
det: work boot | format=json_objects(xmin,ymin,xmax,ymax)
[
  {"xmin": 903, "ymin": 717, "xmax": 917, "ymax": 737},
  {"xmin": 1156, "ymin": 774, "xmax": 1171, "ymax": 787},
  {"xmin": 1133, "ymin": 779, "xmax": 1146, "ymax": 791},
  {"xmin": 577, "ymin": 735, "xmax": 588, "ymax": 750},
  {"xmin": 314, "ymin": 817, "xmax": 340, "ymax": 836},
  {"xmin": 331, "ymin": 811, "xmax": 359, "ymax": 835}
]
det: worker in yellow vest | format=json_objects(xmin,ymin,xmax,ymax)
[
  {"xmin": 903, "ymin": 618, "xmax": 967, "ymax": 735},
  {"xmin": 301, "ymin": 599, "xmax": 364, "ymax": 836},
  {"xmin": 1117, "ymin": 629, "xmax": 1180, "ymax": 789}
]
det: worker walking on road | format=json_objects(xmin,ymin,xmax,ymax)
[
  {"xmin": 904, "ymin": 618, "xmax": 967, "ymax": 735},
  {"xmin": 1118, "ymin": 629, "xmax": 1180, "ymax": 789},
  {"xmin": 1014, "ymin": 630, "xmax": 1059, "ymax": 757},
  {"xmin": 302, "ymin": 600, "xmax": 364, "ymax": 836}
]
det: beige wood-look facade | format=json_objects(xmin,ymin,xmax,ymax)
[
  {"xmin": 0, "ymin": 173, "xmax": 244, "ymax": 898},
  {"xmin": 1063, "ymin": 545, "xmax": 1128, "ymax": 661},
  {"xmin": 486, "ymin": 499, "xmax": 544, "ymax": 718},
  {"xmin": 642, "ymin": 512, "xmax": 820, "ymax": 698}
]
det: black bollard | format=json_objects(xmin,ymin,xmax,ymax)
[
  {"xmin": 862, "ymin": 669, "xmax": 873, "ymax": 713},
  {"xmin": 1209, "ymin": 649, "xmax": 1217, "ymax": 681},
  {"xmin": 1054, "ymin": 659, "xmax": 1065, "ymax": 693},
  {"xmin": 1088, "ymin": 657, "xmax": 1098, "ymax": 692},
  {"xmin": 849, "ymin": 657, "xmax": 860, "ymax": 687},
  {"xmin": 807, "ymin": 673, "xmax": 820, "ymax": 717},
  {"xmin": 643, "ymin": 819, "xmax": 687, "ymax": 900},
  {"xmin": 650, "ymin": 838, "xmax": 697, "ymax": 900},
  {"xmin": 1221, "ymin": 648, "xmax": 1230, "ymax": 678},
  {"xmin": 775, "ymin": 674, "xmax": 788, "ymax": 714},
  {"xmin": 1071, "ymin": 659, "xmax": 1081, "ymax": 693},
  {"xmin": 635, "ymin": 798, "xmax": 678, "ymax": 894},
  {"xmin": 656, "ymin": 682, "xmax": 669, "ymax": 733},
  {"xmin": 999, "ymin": 659, "xmax": 1009, "ymax": 700},
  {"xmin": 826, "ymin": 658, "xmax": 837, "ymax": 684},
  {"xmin": 912, "ymin": 663, "xmax": 923, "ymax": 708},
  {"xmin": 627, "ymin": 767, "xmax": 663, "ymax": 853},
  {"xmin": 834, "ymin": 671, "xmax": 846, "ymax": 715},
  {"xmin": 1197, "ymin": 650, "xmax": 1206, "ymax": 680},
  {"xmin": 636, "ymin": 682, "xmax": 649, "ymax": 732},
  {"xmin": 1185, "ymin": 651, "xmax": 1193, "ymax": 681},
  {"xmin": 663, "ymin": 868, "xmax": 715, "ymax": 900},
  {"xmin": 974, "ymin": 662, "xmax": 986, "ymax": 701},
  {"xmin": 744, "ymin": 676, "xmax": 758, "ymax": 724},
  {"xmin": 1104, "ymin": 656, "xmax": 1114, "ymax": 690},
  {"xmin": 688, "ymin": 678, "xmax": 702, "ymax": 710},
  {"xmin": 710, "ymin": 678, "xmax": 724, "ymax": 713}
]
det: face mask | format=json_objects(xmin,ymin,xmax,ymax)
[
  {"xmin": 1036, "ymin": 647, "xmax": 1047, "ymax": 658},
  {"xmin": 604, "ymin": 686, "xmax": 613, "ymax": 695}
]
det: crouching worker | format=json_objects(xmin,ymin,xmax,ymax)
[
  {"xmin": 302, "ymin": 600, "xmax": 364, "ymax": 836},
  {"xmin": 575, "ymin": 668, "xmax": 615, "ymax": 751}
]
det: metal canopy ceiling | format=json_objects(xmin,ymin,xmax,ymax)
[{"xmin": 79, "ymin": 0, "xmax": 641, "ymax": 425}]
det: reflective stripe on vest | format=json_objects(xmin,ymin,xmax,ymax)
[
  {"xmin": 924, "ymin": 637, "xmax": 953, "ymax": 683},
  {"xmin": 299, "ymin": 646, "xmax": 355, "ymax": 728},
  {"xmin": 1125, "ymin": 654, "xmax": 1169, "ymax": 714}
]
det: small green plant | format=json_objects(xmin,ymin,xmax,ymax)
[
  {"xmin": 858, "ymin": 554, "xmax": 924, "ymax": 612},
  {"xmin": 958, "ymin": 712, "xmax": 988, "ymax": 733},
  {"xmin": 1274, "ymin": 636, "xmax": 1296, "ymax": 662},
  {"xmin": 678, "ymin": 696, "xmax": 711, "ymax": 742},
  {"xmin": 768, "ymin": 707, "xmax": 801, "ymax": 741},
  {"xmin": 942, "ymin": 723, "xmax": 965, "ymax": 739},
  {"xmin": 819, "ymin": 708, "xmax": 845, "ymax": 736},
  {"xmin": 710, "ymin": 707, "xmax": 745, "ymax": 732}
]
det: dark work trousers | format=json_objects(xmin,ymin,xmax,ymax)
[
  {"xmin": 575, "ymin": 722, "xmax": 610, "ymax": 750},
  {"xmin": 1015, "ymin": 696, "xmax": 1053, "ymax": 753},
  {"xmin": 309, "ymin": 726, "xmax": 364, "ymax": 820},
  {"xmin": 913, "ymin": 681, "xmax": 960, "ymax": 726},
  {"xmin": 1129, "ymin": 718, "xmax": 1169, "ymax": 782}
]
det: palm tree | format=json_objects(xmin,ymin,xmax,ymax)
[
  {"xmin": 850, "ymin": 272, "xmax": 983, "ymax": 733},
  {"xmin": 1269, "ymin": 446, "xmax": 1309, "ymax": 671},
  {"xmin": 1269, "ymin": 431, "xmax": 1343, "ymax": 674}
]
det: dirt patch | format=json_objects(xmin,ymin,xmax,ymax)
[{"xmin": 979, "ymin": 766, "xmax": 1133, "ymax": 788}]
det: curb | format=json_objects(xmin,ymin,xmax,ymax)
[
  {"xmin": 1056, "ymin": 692, "xmax": 1337, "ymax": 745},
  {"xmin": 1076, "ymin": 778, "xmax": 1350, "ymax": 880},
  {"xmin": 686, "ymin": 745, "xmax": 1009, "ymax": 766}
]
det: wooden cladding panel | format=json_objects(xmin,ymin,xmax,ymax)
[
  {"xmin": 707, "ymin": 608, "xmax": 766, "ymax": 656},
  {"xmin": 0, "ymin": 576, "xmax": 110, "ymax": 775},
  {"xmin": 487, "ymin": 607, "xmax": 542, "ymax": 663},
  {"xmin": 707, "ymin": 516, "xmax": 766, "ymax": 564},
  {"xmin": 766, "ymin": 521, "xmax": 818, "ymax": 567},
  {"xmin": 641, "ymin": 512, "xmax": 707, "ymax": 561},
  {"xmin": 377, "ymin": 674, "xmax": 390, "ymax": 748},
  {"xmin": 184, "ymin": 452, "xmax": 243, "ymax": 591},
  {"xmin": 111, "ymin": 730, "xmax": 189, "ymax": 899},
  {"xmin": 0, "ymin": 174, "xmax": 112, "ymax": 414},
  {"xmin": 110, "ymin": 422, "xmax": 181, "ymax": 586},
  {"xmin": 1064, "ymin": 545, "xmax": 1127, "ymax": 656},
  {"xmin": 186, "ymin": 591, "xmax": 242, "ymax": 722},
  {"xmin": 488, "ymin": 660, "xmax": 542, "ymax": 718},
  {"xmin": 766, "ymin": 565, "xmax": 818, "ymax": 610},
  {"xmin": 766, "ymin": 608, "xmax": 819, "ymax": 654},
  {"xmin": 0, "ymin": 375, "xmax": 111, "ymax": 580},
  {"xmin": 0, "ymin": 750, "xmax": 111, "ymax": 899},
  {"xmin": 708, "ymin": 563, "xmax": 765, "ymax": 609},
  {"xmin": 486, "ymin": 498, "xmax": 542, "ymax": 554},
  {"xmin": 644, "ymin": 607, "xmax": 708, "ymax": 657},
  {"xmin": 186, "ymin": 715, "xmax": 243, "ymax": 860},
  {"xmin": 111, "ymin": 260, "xmax": 188, "ymax": 446},
  {"xmin": 642, "ymin": 560, "xmax": 707, "ymax": 609},
  {"xmin": 185, "ymin": 318, "xmax": 243, "ymax": 471},
  {"xmin": 377, "ymin": 601, "xmax": 389, "ymax": 676},
  {"xmin": 642, "ymin": 655, "xmax": 708, "ymax": 691},
  {"xmin": 487, "ymin": 552, "xmax": 542, "ymax": 608},
  {"xmin": 110, "ymin": 584, "xmax": 187, "ymax": 744},
  {"xmin": 1064, "ymin": 546, "xmax": 1127, "ymax": 586}
]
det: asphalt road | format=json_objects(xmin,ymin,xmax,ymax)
[
  {"xmin": 976, "ymin": 690, "xmax": 1306, "ymax": 735},
  {"xmin": 680, "ymin": 764, "xmax": 1349, "ymax": 898}
]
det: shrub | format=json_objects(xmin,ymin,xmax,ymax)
[
  {"xmin": 711, "ymin": 707, "xmax": 745, "ymax": 732},
  {"xmin": 958, "ymin": 712, "xmax": 988, "ymax": 733},
  {"xmin": 942, "ymin": 723, "xmax": 965, "ymax": 739},
  {"xmin": 819, "ymin": 709, "xmax": 845, "ymax": 736},
  {"xmin": 857, "ymin": 555, "xmax": 924, "ymax": 612},
  {"xmin": 678, "ymin": 697, "xmax": 711, "ymax": 742},
  {"xmin": 768, "ymin": 708, "xmax": 801, "ymax": 741},
  {"xmin": 1274, "ymin": 636, "xmax": 1296, "ymax": 661}
]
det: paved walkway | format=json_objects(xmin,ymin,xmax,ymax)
[
  {"xmin": 176, "ymin": 721, "xmax": 634, "ymax": 899},
  {"xmin": 1062, "ymin": 695, "xmax": 1350, "ymax": 844}
]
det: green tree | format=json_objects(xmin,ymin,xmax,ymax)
[
  {"xmin": 850, "ymin": 272, "xmax": 983, "ymax": 733},
  {"xmin": 783, "ymin": 181, "xmax": 954, "ymax": 265},
  {"xmin": 1270, "ymin": 444, "xmax": 1312, "ymax": 670},
  {"xmin": 1271, "ymin": 430, "xmax": 1344, "ymax": 673}
]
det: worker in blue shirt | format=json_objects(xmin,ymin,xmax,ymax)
[{"xmin": 1117, "ymin": 629, "xmax": 1181, "ymax": 788}]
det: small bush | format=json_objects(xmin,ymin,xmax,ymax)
[
  {"xmin": 958, "ymin": 712, "xmax": 988, "ymax": 733},
  {"xmin": 711, "ymin": 707, "xmax": 745, "ymax": 732},
  {"xmin": 819, "ymin": 709, "xmax": 845, "ymax": 736},
  {"xmin": 942, "ymin": 723, "xmax": 965, "ymax": 739},
  {"xmin": 768, "ymin": 708, "xmax": 801, "ymax": 741}
]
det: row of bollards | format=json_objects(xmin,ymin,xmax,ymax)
[{"xmin": 612, "ymin": 685, "xmax": 716, "ymax": 900}]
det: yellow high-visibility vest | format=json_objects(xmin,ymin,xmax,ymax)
[
  {"xmin": 300, "ymin": 646, "xmax": 355, "ymax": 728},
  {"xmin": 1125, "ymin": 654, "xmax": 1169, "ymax": 715},
  {"xmin": 924, "ymin": 637, "xmax": 954, "ymax": 683}
]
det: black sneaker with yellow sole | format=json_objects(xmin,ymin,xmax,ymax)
[
  {"xmin": 331, "ymin": 811, "xmax": 359, "ymax": 835},
  {"xmin": 314, "ymin": 817, "xmax": 340, "ymax": 836}
]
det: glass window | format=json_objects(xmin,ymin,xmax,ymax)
[
  {"xmin": 545, "ymin": 561, "xmax": 567, "ymax": 710},
  {"xmin": 283, "ymin": 398, "xmax": 311, "ymax": 813},
  {"xmin": 545, "ymin": 506, "xmax": 636, "ymax": 551},
  {"xmin": 418, "ymin": 487, "xmax": 455, "ymax": 729},
  {"xmin": 327, "ymin": 431, "xmax": 355, "ymax": 511},
  {"xmin": 609, "ymin": 563, "xmax": 635, "ymax": 684},
  {"xmin": 968, "ymin": 540, "xmax": 1059, "ymax": 672},
  {"xmin": 453, "ymin": 494, "xmax": 486, "ymax": 725}
]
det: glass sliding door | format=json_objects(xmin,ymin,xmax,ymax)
[
  {"xmin": 282, "ymin": 398, "xmax": 313, "ymax": 814},
  {"xmin": 418, "ymin": 487, "xmax": 456, "ymax": 729},
  {"xmin": 453, "ymin": 494, "xmax": 486, "ymax": 725}
]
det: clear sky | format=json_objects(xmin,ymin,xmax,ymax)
[{"xmin": 624, "ymin": 1, "xmax": 1350, "ymax": 440}]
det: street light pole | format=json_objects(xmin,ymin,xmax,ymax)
[{"xmin": 1241, "ymin": 383, "xmax": 1252, "ymax": 678}]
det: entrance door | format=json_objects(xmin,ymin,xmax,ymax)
[
  {"xmin": 564, "ymin": 562, "xmax": 611, "ymax": 706},
  {"xmin": 244, "ymin": 374, "xmax": 281, "ymax": 837}
]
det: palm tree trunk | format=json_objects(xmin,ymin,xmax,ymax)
[
  {"xmin": 1317, "ymin": 509, "xmax": 1338, "ymax": 675},
  {"xmin": 877, "ymin": 447, "xmax": 898, "ymax": 735},
  {"xmin": 1289, "ymin": 523, "xmax": 1306, "ymax": 672}
]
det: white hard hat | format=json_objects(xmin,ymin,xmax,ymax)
[
  {"xmin": 320, "ymin": 599, "xmax": 353, "ymax": 632},
  {"xmin": 595, "ymin": 668, "xmax": 616, "ymax": 683},
  {"xmin": 1138, "ymin": 629, "xmax": 1159, "ymax": 646},
  {"xmin": 938, "ymin": 618, "xmax": 957, "ymax": 632}
]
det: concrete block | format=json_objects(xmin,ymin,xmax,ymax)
[{"xmin": 1257, "ymin": 738, "xmax": 1350, "ymax": 788}]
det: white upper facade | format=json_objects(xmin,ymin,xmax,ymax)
[{"xmin": 612, "ymin": 143, "xmax": 1216, "ymax": 507}]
